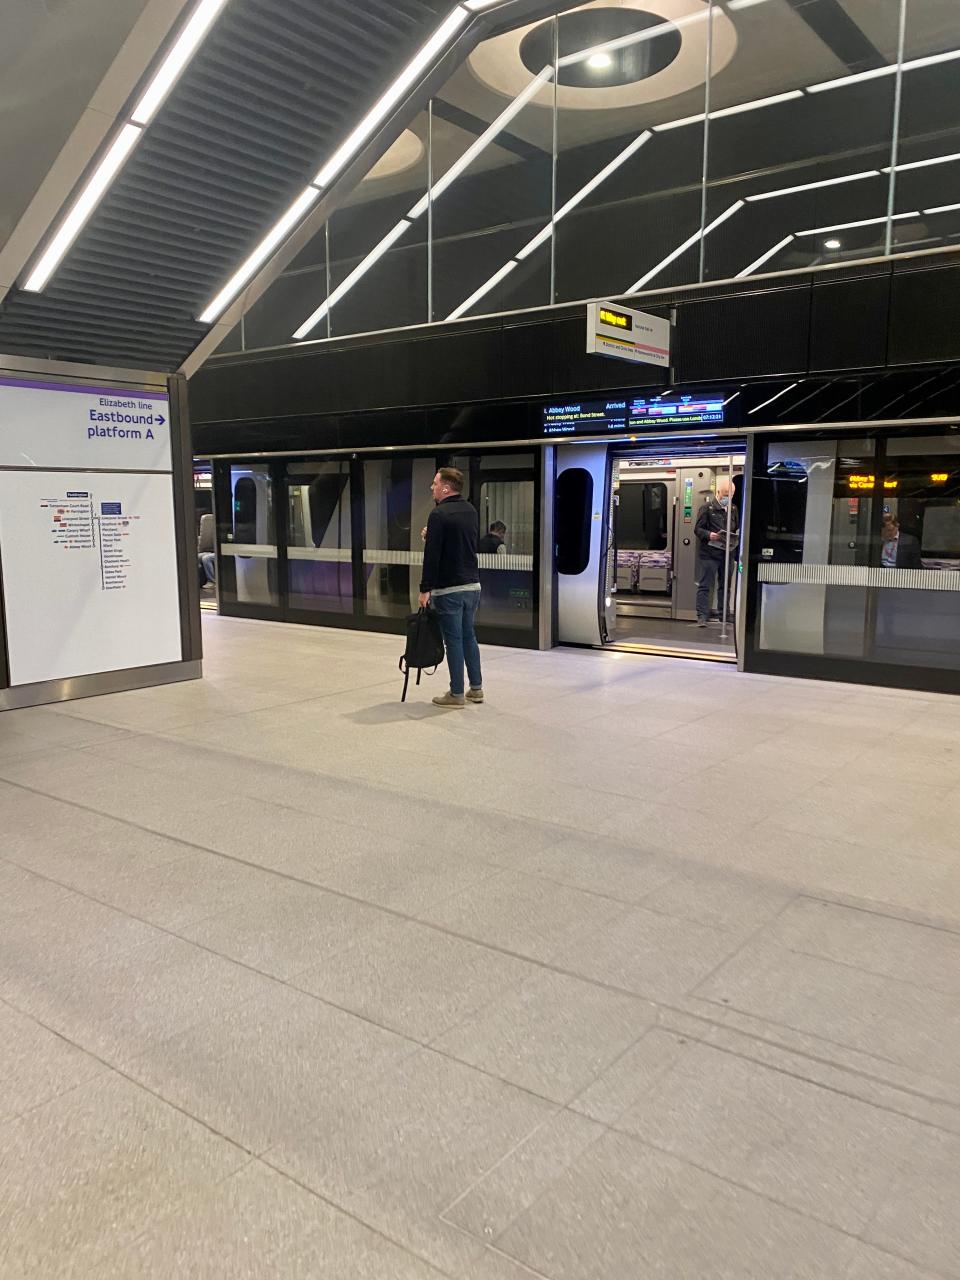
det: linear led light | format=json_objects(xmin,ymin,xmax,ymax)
[
  {"xmin": 407, "ymin": 66, "xmax": 553, "ymax": 219},
  {"xmin": 881, "ymin": 151, "xmax": 960, "ymax": 173},
  {"xmin": 198, "ymin": 186, "xmax": 320, "ymax": 323},
  {"xmin": 558, "ymin": 9, "xmax": 707, "ymax": 71},
  {"xmin": 446, "ymin": 260, "xmax": 517, "ymax": 321},
  {"xmin": 627, "ymin": 201, "xmax": 745, "ymax": 292},
  {"xmin": 314, "ymin": 7, "xmax": 468, "ymax": 189},
  {"xmin": 807, "ymin": 47, "xmax": 960, "ymax": 94},
  {"xmin": 450, "ymin": 128, "xmax": 652, "ymax": 316},
  {"xmin": 749, "ymin": 382, "xmax": 800, "ymax": 415},
  {"xmin": 746, "ymin": 170, "xmax": 880, "ymax": 201},
  {"xmin": 653, "ymin": 91, "xmax": 803, "ymax": 132},
  {"xmin": 131, "ymin": 0, "xmax": 231, "ymax": 125},
  {"xmin": 736, "ymin": 234, "xmax": 795, "ymax": 277},
  {"xmin": 462, "ymin": 0, "xmax": 514, "ymax": 8},
  {"xmin": 727, "ymin": 0, "xmax": 771, "ymax": 8},
  {"xmin": 925, "ymin": 202, "xmax": 960, "ymax": 214},
  {"xmin": 294, "ymin": 218, "xmax": 411, "ymax": 339},
  {"xmin": 23, "ymin": 124, "xmax": 144, "ymax": 292},
  {"xmin": 555, "ymin": 131, "xmax": 651, "ymax": 220},
  {"xmin": 796, "ymin": 211, "xmax": 919, "ymax": 236}
]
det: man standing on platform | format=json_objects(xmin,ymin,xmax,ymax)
[{"xmin": 418, "ymin": 468, "xmax": 484, "ymax": 707}]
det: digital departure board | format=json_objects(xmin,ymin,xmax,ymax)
[{"xmin": 543, "ymin": 393, "xmax": 727, "ymax": 436}]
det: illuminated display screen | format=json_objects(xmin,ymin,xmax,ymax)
[{"xmin": 543, "ymin": 393, "xmax": 726, "ymax": 436}]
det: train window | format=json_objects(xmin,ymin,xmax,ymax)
[
  {"xmin": 616, "ymin": 481, "xmax": 668, "ymax": 551},
  {"xmin": 556, "ymin": 468, "xmax": 593, "ymax": 575},
  {"xmin": 233, "ymin": 476, "xmax": 258, "ymax": 544}
]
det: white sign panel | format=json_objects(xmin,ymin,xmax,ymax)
[
  {"xmin": 586, "ymin": 301, "xmax": 670, "ymax": 368},
  {"xmin": 0, "ymin": 376, "xmax": 171, "ymax": 471},
  {"xmin": 0, "ymin": 470, "xmax": 183, "ymax": 686}
]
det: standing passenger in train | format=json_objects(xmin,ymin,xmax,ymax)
[
  {"xmin": 694, "ymin": 477, "xmax": 739, "ymax": 626},
  {"xmin": 419, "ymin": 468, "xmax": 484, "ymax": 707}
]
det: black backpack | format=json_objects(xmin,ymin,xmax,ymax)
[{"xmin": 399, "ymin": 607, "xmax": 445, "ymax": 702}]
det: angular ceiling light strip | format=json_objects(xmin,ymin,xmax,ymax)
[
  {"xmin": 23, "ymin": 125, "xmax": 144, "ymax": 292},
  {"xmin": 735, "ymin": 233, "xmax": 795, "ymax": 277},
  {"xmin": 745, "ymin": 170, "xmax": 880, "ymax": 201},
  {"xmin": 130, "ymin": 0, "xmax": 232, "ymax": 124},
  {"xmin": 293, "ymin": 66, "xmax": 555, "ymax": 339},
  {"xmin": 314, "ymin": 6, "xmax": 469, "ymax": 189},
  {"xmin": 627, "ymin": 201, "xmax": 745, "ymax": 292},
  {"xmin": 881, "ymin": 151, "xmax": 960, "ymax": 173},
  {"xmin": 447, "ymin": 261, "xmax": 518, "ymax": 321},
  {"xmin": 200, "ymin": 187, "xmax": 321, "ymax": 324},
  {"xmin": 807, "ymin": 47, "xmax": 960, "ymax": 94},
  {"xmin": 926, "ymin": 202, "xmax": 960, "ymax": 214},
  {"xmin": 653, "ymin": 91, "xmax": 803, "ymax": 133},
  {"xmin": 23, "ymin": 0, "xmax": 231, "ymax": 293},
  {"xmin": 203, "ymin": 0, "xmax": 520, "ymax": 329},
  {"xmin": 292, "ymin": 220, "xmax": 410, "ymax": 339},
  {"xmin": 443, "ymin": 130, "xmax": 652, "ymax": 320},
  {"xmin": 795, "ymin": 211, "xmax": 919, "ymax": 236}
]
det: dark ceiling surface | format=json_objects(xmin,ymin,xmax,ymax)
[{"xmin": 0, "ymin": 0, "xmax": 450, "ymax": 371}]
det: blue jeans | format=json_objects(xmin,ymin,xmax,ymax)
[
  {"xmin": 696, "ymin": 552, "xmax": 733, "ymax": 622},
  {"xmin": 431, "ymin": 590, "xmax": 482, "ymax": 696}
]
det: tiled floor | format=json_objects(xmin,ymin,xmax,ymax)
[{"xmin": 2, "ymin": 614, "xmax": 959, "ymax": 1279}]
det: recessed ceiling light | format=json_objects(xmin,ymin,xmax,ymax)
[
  {"xmin": 587, "ymin": 52, "xmax": 613, "ymax": 70},
  {"xmin": 824, "ymin": 238, "xmax": 842, "ymax": 249}
]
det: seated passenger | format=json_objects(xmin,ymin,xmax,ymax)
[
  {"xmin": 199, "ymin": 551, "xmax": 216, "ymax": 586},
  {"xmin": 478, "ymin": 520, "xmax": 507, "ymax": 554}
]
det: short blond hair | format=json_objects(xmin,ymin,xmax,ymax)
[{"xmin": 437, "ymin": 467, "xmax": 464, "ymax": 493}]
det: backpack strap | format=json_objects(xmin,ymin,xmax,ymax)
[{"xmin": 399, "ymin": 656, "xmax": 410, "ymax": 703}]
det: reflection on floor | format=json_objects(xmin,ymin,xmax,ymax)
[
  {"xmin": 613, "ymin": 608, "xmax": 736, "ymax": 657},
  {"xmin": 1, "ymin": 613, "xmax": 958, "ymax": 1278}
]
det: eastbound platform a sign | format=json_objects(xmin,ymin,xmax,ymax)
[
  {"xmin": 586, "ymin": 301, "xmax": 670, "ymax": 368},
  {"xmin": 0, "ymin": 376, "xmax": 171, "ymax": 472}
]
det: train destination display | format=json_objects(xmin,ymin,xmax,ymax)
[{"xmin": 543, "ymin": 394, "xmax": 727, "ymax": 436}]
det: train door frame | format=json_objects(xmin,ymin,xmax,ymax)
[{"xmin": 606, "ymin": 439, "xmax": 747, "ymax": 661}]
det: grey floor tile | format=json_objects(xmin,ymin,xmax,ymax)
[
  {"xmin": 639, "ymin": 864, "xmax": 794, "ymax": 934},
  {"xmin": 496, "ymin": 1129, "xmax": 857, "ymax": 1280},
  {"xmin": 767, "ymin": 897, "xmax": 960, "ymax": 995},
  {"xmin": 111, "ymin": 1159, "xmax": 446, "ymax": 1278},
  {"xmin": 266, "ymin": 1047, "xmax": 555, "ymax": 1242},
  {"xmin": 513, "ymin": 833, "xmax": 675, "ymax": 904},
  {"xmin": 434, "ymin": 969, "xmax": 655, "ymax": 1103},
  {"xmin": 127, "ymin": 984, "xmax": 413, "ymax": 1154},
  {"xmin": 418, "ymin": 871, "xmax": 626, "ymax": 964},
  {"xmin": 604, "ymin": 1030, "xmax": 923, "ymax": 1233},
  {"xmin": 90, "ymin": 848, "xmax": 281, "ymax": 930},
  {"xmin": 294, "ymin": 919, "xmax": 537, "ymax": 1042},
  {"xmin": 318, "ymin": 843, "xmax": 500, "ymax": 915},
  {"xmin": 845, "ymin": 1244, "xmax": 943, "ymax": 1280},
  {"xmin": 695, "ymin": 940, "xmax": 960, "ymax": 1082},
  {"xmin": 0, "ymin": 1002, "xmax": 106, "ymax": 1122},
  {"xmin": 179, "ymin": 880, "xmax": 393, "ymax": 980},
  {"xmin": 0, "ymin": 1072, "xmax": 246, "ymax": 1279},
  {"xmin": 443, "ymin": 1109, "xmax": 605, "ymax": 1241},
  {"xmin": 555, "ymin": 904, "xmax": 744, "ymax": 1000},
  {"xmin": 866, "ymin": 1125, "xmax": 960, "ymax": 1277},
  {"xmin": 0, "ymin": 859, "xmax": 76, "ymax": 920},
  {"xmin": 4, "ymin": 821, "xmax": 195, "ymax": 901},
  {"xmin": 8, "ymin": 931, "xmax": 276, "ymax": 1071}
]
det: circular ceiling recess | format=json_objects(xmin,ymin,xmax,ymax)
[
  {"xmin": 468, "ymin": 1, "xmax": 737, "ymax": 114},
  {"xmin": 520, "ymin": 8, "xmax": 683, "ymax": 89}
]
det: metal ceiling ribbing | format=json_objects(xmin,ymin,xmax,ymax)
[{"xmin": 0, "ymin": 0, "xmax": 449, "ymax": 370}]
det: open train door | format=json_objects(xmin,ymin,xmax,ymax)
[{"xmin": 555, "ymin": 444, "xmax": 615, "ymax": 646}]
